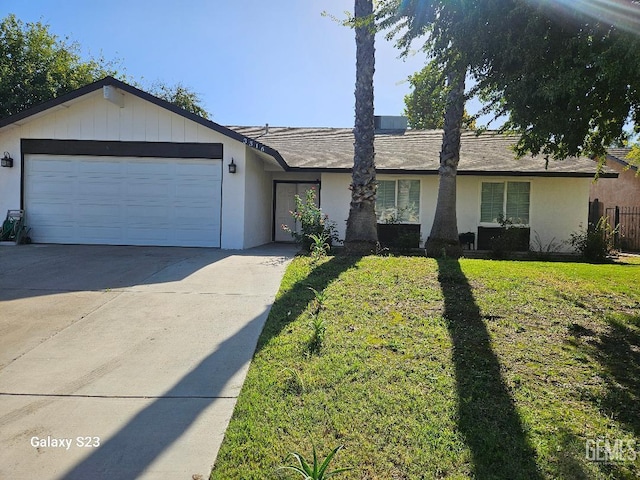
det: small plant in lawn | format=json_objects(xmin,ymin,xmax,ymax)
[
  {"xmin": 308, "ymin": 315, "xmax": 326, "ymax": 355},
  {"xmin": 308, "ymin": 232, "xmax": 330, "ymax": 261},
  {"xmin": 307, "ymin": 287, "xmax": 327, "ymax": 354},
  {"xmin": 281, "ymin": 367, "xmax": 306, "ymax": 395},
  {"xmin": 278, "ymin": 445, "xmax": 352, "ymax": 479},
  {"xmin": 308, "ymin": 287, "xmax": 327, "ymax": 315},
  {"xmin": 282, "ymin": 188, "xmax": 338, "ymax": 252}
]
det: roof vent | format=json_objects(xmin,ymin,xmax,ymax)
[{"xmin": 374, "ymin": 115, "xmax": 408, "ymax": 133}]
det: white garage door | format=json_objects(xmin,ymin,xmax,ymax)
[{"xmin": 24, "ymin": 155, "xmax": 222, "ymax": 247}]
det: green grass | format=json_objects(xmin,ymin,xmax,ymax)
[{"xmin": 210, "ymin": 255, "xmax": 640, "ymax": 479}]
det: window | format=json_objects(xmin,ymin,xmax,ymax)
[
  {"xmin": 376, "ymin": 179, "xmax": 420, "ymax": 223},
  {"xmin": 480, "ymin": 181, "xmax": 530, "ymax": 224}
]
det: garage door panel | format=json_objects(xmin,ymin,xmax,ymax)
[
  {"xmin": 174, "ymin": 184, "xmax": 218, "ymax": 199},
  {"xmin": 126, "ymin": 182, "xmax": 171, "ymax": 198},
  {"xmin": 76, "ymin": 204, "xmax": 121, "ymax": 223},
  {"xmin": 77, "ymin": 181, "xmax": 122, "ymax": 197},
  {"xmin": 78, "ymin": 161, "xmax": 123, "ymax": 176},
  {"xmin": 174, "ymin": 164, "xmax": 221, "ymax": 178},
  {"xmin": 77, "ymin": 226, "xmax": 124, "ymax": 243},
  {"xmin": 29, "ymin": 178, "xmax": 76, "ymax": 197},
  {"xmin": 25, "ymin": 154, "xmax": 221, "ymax": 247},
  {"xmin": 126, "ymin": 227, "xmax": 169, "ymax": 242},
  {"xmin": 125, "ymin": 161, "xmax": 173, "ymax": 176}
]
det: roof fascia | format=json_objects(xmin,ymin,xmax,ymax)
[{"xmin": 286, "ymin": 167, "xmax": 616, "ymax": 178}]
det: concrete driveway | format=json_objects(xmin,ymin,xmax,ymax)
[{"xmin": 0, "ymin": 243, "xmax": 296, "ymax": 479}]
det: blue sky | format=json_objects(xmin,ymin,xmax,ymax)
[{"xmin": 2, "ymin": 0, "xmax": 446, "ymax": 128}]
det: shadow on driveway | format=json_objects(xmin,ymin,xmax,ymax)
[
  {"xmin": 0, "ymin": 244, "xmax": 292, "ymax": 302},
  {"xmin": 58, "ymin": 308, "xmax": 270, "ymax": 479}
]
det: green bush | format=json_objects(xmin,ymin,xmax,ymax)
[
  {"xmin": 569, "ymin": 217, "xmax": 618, "ymax": 262},
  {"xmin": 282, "ymin": 189, "xmax": 338, "ymax": 252}
]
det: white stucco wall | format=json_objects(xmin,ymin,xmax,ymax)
[
  {"xmin": 0, "ymin": 88, "xmax": 252, "ymax": 249},
  {"xmin": 529, "ymin": 177, "xmax": 590, "ymax": 250},
  {"xmin": 243, "ymin": 149, "xmax": 273, "ymax": 248},
  {"xmin": 457, "ymin": 175, "xmax": 590, "ymax": 251},
  {"xmin": 319, "ymin": 172, "xmax": 590, "ymax": 251},
  {"xmin": 319, "ymin": 173, "xmax": 351, "ymax": 241}
]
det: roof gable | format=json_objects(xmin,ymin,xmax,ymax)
[
  {"xmin": 607, "ymin": 147, "xmax": 637, "ymax": 172},
  {"xmin": 0, "ymin": 76, "xmax": 289, "ymax": 169}
]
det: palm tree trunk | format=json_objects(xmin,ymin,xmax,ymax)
[
  {"xmin": 425, "ymin": 62, "xmax": 466, "ymax": 258},
  {"xmin": 344, "ymin": 0, "xmax": 378, "ymax": 254}
]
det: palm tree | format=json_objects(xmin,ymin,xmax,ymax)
[
  {"xmin": 424, "ymin": 60, "xmax": 466, "ymax": 258},
  {"xmin": 344, "ymin": 0, "xmax": 378, "ymax": 254}
]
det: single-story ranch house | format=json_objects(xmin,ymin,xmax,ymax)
[{"xmin": 0, "ymin": 77, "xmax": 615, "ymax": 251}]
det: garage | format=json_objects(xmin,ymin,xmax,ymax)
[
  {"xmin": 0, "ymin": 76, "xmax": 282, "ymax": 249},
  {"xmin": 22, "ymin": 140, "xmax": 223, "ymax": 247}
]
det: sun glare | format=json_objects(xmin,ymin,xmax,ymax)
[{"xmin": 527, "ymin": 0, "xmax": 640, "ymax": 33}]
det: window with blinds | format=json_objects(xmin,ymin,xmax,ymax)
[
  {"xmin": 480, "ymin": 181, "xmax": 530, "ymax": 225},
  {"xmin": 376, "ymin": 179, "xmax": 420, "ymax": 223}
]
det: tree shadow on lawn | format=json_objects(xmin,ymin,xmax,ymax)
[
  {"xmin": 572, "ymin": 313, "xmax": 640, "ymax": 437},
  {"xmin": 252, "ymin": 255, "xmax": 360, "ymax": 354},
  {"xmin": 436, "ymin": 258, "xmax": 543, "ymax": 480}
]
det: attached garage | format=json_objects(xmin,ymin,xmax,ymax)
[
  {"xmin": 0, "ymin": 77, "xmax": 288, "ymax": 249},
  {"xmin": 22, "ymin": 140, "xmax": 223, "ymax": 247}
]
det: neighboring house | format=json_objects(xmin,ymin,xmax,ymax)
[
  {"xmin": 589, "ymin": 149, "xmax": 640, "ymax": 251},
  {"xmin": 590, "ymin": 148, "xmax": 640, "ymax": 208},
  {"xmin": 0, "ymin": 77, "xmax": 615, "ymax": 251}
]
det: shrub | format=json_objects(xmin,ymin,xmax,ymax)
[
  {"xmin": 490, "ymin": 215, "xmax": 525, "ymax": 259},
  {"xmin": 569, "ymin": 216, "xmax": 618, "ymax": 262},
  {"xmin": 282, "ymin": 189, "xmax": 338, "ymax": 252}
]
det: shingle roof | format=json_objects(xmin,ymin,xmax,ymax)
[
  {"xmin": 231, "ymin": 126, "xmax": 612, "ymax": 177},
  {"xmin": 607, "ymin": 147, "xmax": 632, "ymax": 161}
]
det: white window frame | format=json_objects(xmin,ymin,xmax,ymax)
[
  {"xmin": 479, "ymin": 181, "xmax": 531, "ymax": 226},
  {"xmin": 376, "ymin": 178, "xmax": 421, "ymax": 224}
]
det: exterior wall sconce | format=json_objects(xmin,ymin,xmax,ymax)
[
  {"xmin": 228, "ymin": 158, "xmax": 237, "ymax": 174},
  {"xmin": 1, "ymin": 152, "xmax": 13, "ymax": 168}
]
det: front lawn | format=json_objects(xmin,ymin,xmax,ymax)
[{"xmin": 211, "ymin": 255, "xmax": 640, "ymax": 479}]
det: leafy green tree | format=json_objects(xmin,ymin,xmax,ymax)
[
  {"xmin": 404, "ymin": 59, "xmax": 475, "ymax": 130},
  {"xmin": 0, "ymin": 14, "xmax": 119, "ymax": 118},
  {"xmin": 0, "ymin": 14, "xmax": 210, "ymax": 120},
  {"xmin": 626, "ymin": 144, "xmax": 640, "ymax": 169},
  {"xmin": 147, "ymin": 81, "xmax": 210, "ymax": 119},
  {"xmin": 378, "ymin": 1, "xmax": 640, "ymax": 256},
  {"xmin": 344, "ymin": 0, "xmax": 378, "ymax": 254}
]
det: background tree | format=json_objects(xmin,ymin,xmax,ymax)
[
  {"xmin": 344, "ymin": 0, "xmax": 378, "ymax": 254},
  {"xmin": 0, "ymin": 14, "xmax": 210, "ymax": 119},
  {"xmin": 404, "ymin": 59, "xmax": 475, "ymax": 130},
  {"xmin": 626, "ymin": 145, "xmax": 640, "ymax": 169},
  {"xmin": 147, "ymin": 81, "xmax": 210, "ymax": 119},
  {"xmin": 378, "ymin": 0, "xmax": 640, "ymax": 256},
  {"xmin": 0, "ymin": 14, "xmax": 119, "ymax": 118}
]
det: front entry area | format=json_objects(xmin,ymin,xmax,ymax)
[{"xmin": 273, "ymin": 181, "xmax": 320, "ymax": 242}]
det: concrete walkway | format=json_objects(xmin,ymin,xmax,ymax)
[{"xmin": 0, "ymin": 243, "xmax": 296, "ymax": 479}]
